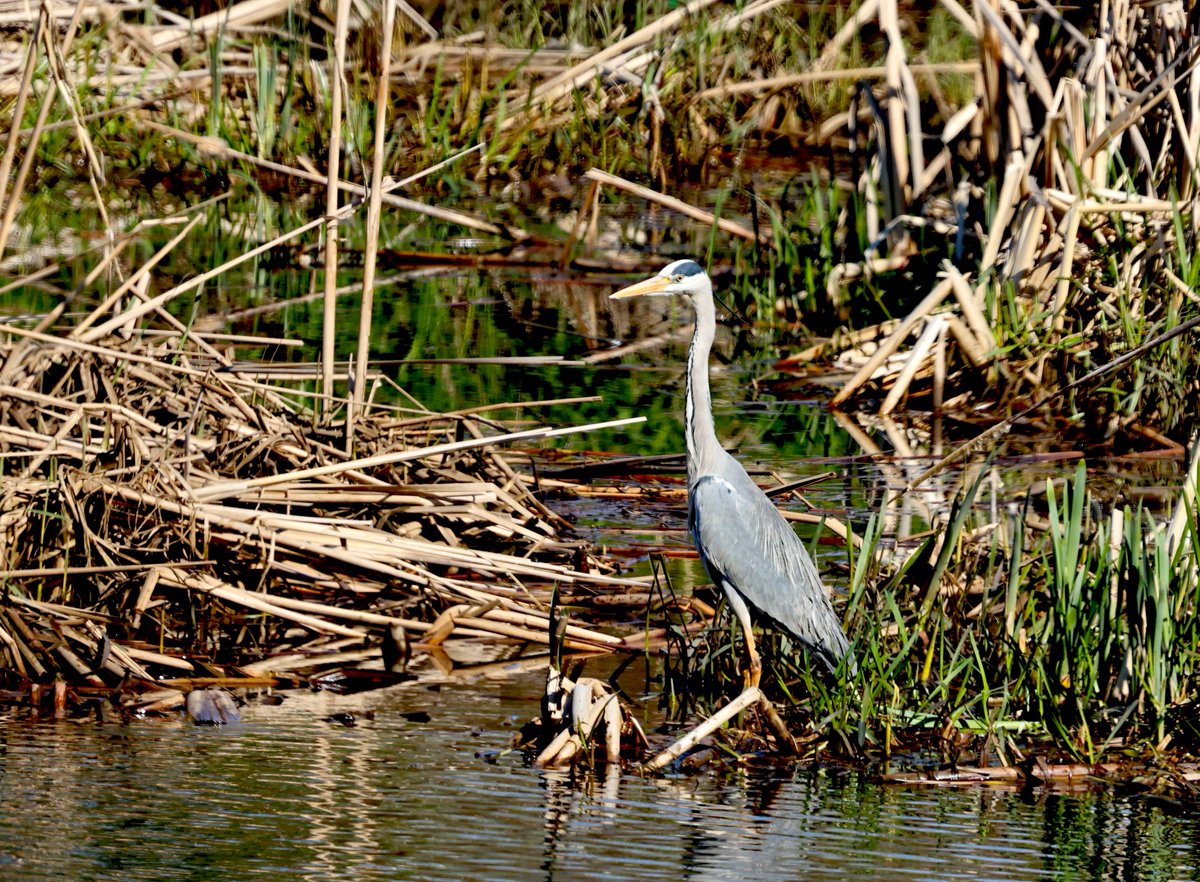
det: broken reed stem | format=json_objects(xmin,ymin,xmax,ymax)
[
  {"xmin": 140, "ymin": 121, "xmax": 500, "ymax": 235},
  {"xmin": 191, "ymin": 419, "xmax": 632, "ymax": 502},
  {"xmin": 879, "ymin": 315, "xmax": 945, "ymax": 416},
  {"xmin": 72, "ymin": 214, "xmax": 204, "ymax": 339},
  {"xmin": 814, "ymin": 0, "xmax": 879, "ymax": 70},
  {"xmin": 70, "ymin": 146, "xmax": 467, "ymax": 350},
  {"xmin": 0, "ymin": 0, "xmax": 88, "ymax": 254},
  {"xmin": 349, "ymin": 0, "xmax": 396, "ymax": 452},
  {"xmin": 495, "ymin": 0, "xmax": 721, "ymax": 132},
  {"xmin": 830, "ymin": 276, "xmax": 953, "ymax": 407},
  {"xmin": 0, "ymin": 8, "xmax": 56, "ymax": 257},
  {"xmin": 643, "ymin": 686, "xmax": 762, "ymax": 772},
  {"xmin": 76, "ymin": 214, "xmax": 325, "ymax": 343},
  {"xmin": 322, "ymin": 0, "xmax": 353, "ymax": 419}
]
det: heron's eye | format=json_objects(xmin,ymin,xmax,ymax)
[{"xmin": 672, "ymin": 274, "xmax": 684, "ymax": 283}]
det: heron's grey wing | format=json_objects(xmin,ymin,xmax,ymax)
[{"xmin": 690, "ymin": 469, "xmax": 850, "ymax": 672}]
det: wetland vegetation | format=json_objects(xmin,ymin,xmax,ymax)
[{"xmin": 0, "ymin": 0, "xmax": 1199, "ymax": 798}]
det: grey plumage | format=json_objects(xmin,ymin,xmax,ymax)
[{"xmin": 611, "ymin": 259, "xmax": 852, "ymax": 680}]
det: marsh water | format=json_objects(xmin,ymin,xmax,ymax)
[
  {"xmin": 1, "ymin": 242, "xmax": 1194, "ymax": 879},
  {"xmin": 2, "ymin": 670, "xmax": 1199, "ymax": 882}
]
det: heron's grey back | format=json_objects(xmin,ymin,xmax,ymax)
[{"xmin": 689, "ymin": 453, "xmax": 851, "ymax": 672}]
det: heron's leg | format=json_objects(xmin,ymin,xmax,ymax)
[
  {"xmin": 743, "ymin": 629, "xmax": 762, "ymax": 690},
  {"xmin": 724, "ymin": 587, "xmax": 761, "ymax": 690}
]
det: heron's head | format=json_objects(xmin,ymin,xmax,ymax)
[{"xmin": 609, "ymin": 259, "xmax": 709, "ymax": 300}]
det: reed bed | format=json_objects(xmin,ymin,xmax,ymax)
[
  {"xmin": 0, "ymin": 305, "xmax": 670, "ymax": 714},
  {"xmin": 3, "ymin": 0, "xmax": 1196, "ymax": 437}
]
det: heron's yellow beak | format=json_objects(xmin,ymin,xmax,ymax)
[{"xmin": 609, "ymin": 275, "xmax": 673, "ymax": 300}]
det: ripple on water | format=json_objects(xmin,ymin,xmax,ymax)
[{"xmin": 1, "ymin": 677, "xmax": 1198, "ymax": 882}]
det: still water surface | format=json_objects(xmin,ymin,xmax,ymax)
[{"xmin": 2, "ymin": 670, "xmax": 1198, "ymax": 882}]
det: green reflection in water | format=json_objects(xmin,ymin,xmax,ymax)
[{"xmin": 1, "ymin": 679, "xmax": 1198, "ymax": 882}]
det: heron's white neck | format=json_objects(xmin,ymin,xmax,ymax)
[{"xmin": 684, "ymin": 280, "xmax": 724, "ymax": 481}]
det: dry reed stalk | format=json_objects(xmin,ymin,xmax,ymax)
[
  {"xmin": 907, "ymin": 314, "xmax": 1200, "ymax": 491},
  {"xmin": 880, "ymin": 0, "xmax": 914, "ymax": 199},
  {"xmin": 139, "ymin": 330, "xmax": 303, "ymax": 348},
  {"xmin": 161, "ymin": 570, "xmax": 369, "ymax": 639},
  {"xmin": 394, "ymin": 0, "xmax": 436, "ymax": 40},
  {"xmin": 830, "ymin": 276, "xmax": 954, "ymax": 407},
  {"xmin": 348, "ymin": 0, "xmax": 396, "ymax": 452},
  {"xmin": 100, "ymin": 455, "xmax": 620, "ymax": 583},
  {"xmin": 142, "ymin": 121, "xmax": 505, "ymax": 237},
  {"xmin": 817, "ymin": 0, "xmax": 1200, "ymax": 414},
  {"xmin": 584, "ymin": 168, "xmax": 768, "ymax": 243},
  {"xmin": 932, "ymin": 323, "xmax": 947, "ymax": 411},
  {"xmin": 75, "ymin": 214, "xmax": 326, "ymax": 344},
  {"xmin": 321, "ymin": 0, "xmax": 353, "ymax": 418},
  {"xmin": 976, "ymin": 1, "xmax": 1054, "ymax": 108},
  {"xmin": 943, "ymin": 263, "xmax": 993, "ymax": 356},
  {"xmin": 0, "ymin": 322, "xmax": 207, "ymax": 376},
  {"xmin": 145, "ymin": 0, "xmax": 293, "ymax": 52},
  {"xmin": 0, "ymin": 7, "xmax": 42, "ymax": 217},
  {"xmin": 1048, "ymin": 205, "xmax": 1081, "ymax": 332},
  {"xmin": 0, "ymin": 0, "xmax": 87, "ymax": 258},
  {"xmin": 1082, "ymin": 45, "xmax": 1200, "ymax": 164},
  {"xmin": 879, "ymin": 316, "xmax": 946, "ymax": 416},
  {"xmin": 1006, "ymin": 200, "xmax": 1046, "ymax": 284},
  {"xmin": 814, "ymin": 0, "xmax": 880, "ymax": 71},
  {"xmin": 937, "ymin": 0, "xmax": 976, "ymax": 37},
  {"xmin": 0, "ymin": 273, "xmax": 672, "ymax": 699},
  {"xmin": 71, "ymin": 214, "xmax": 204, "ymax": 338},
  {"xmin": 1167, "ymin": 433, "xmax": 1200, "ymax": 560},
  {"xmin": 492, "ymin": 0, "xmax": 721, "ymax": 133},
  {"xmin": 978, "ymin": 157, "xmax": 1024, "ymax": 272},
  {"xmin": 192, "ymin": 418, "xmax": 641, "ymax": 502},
  {"xmin": 534, "ymin": 675, "xmax": 629, "ymax": 767},
  {"xmin": 42, "ymin": 19, "xmax": 110, "ymax": 239},
  {"xmin": 695, "ymin": 62, "xmax": 979, "ymax": 100},
  {"xmin": 643, "ymin": 686, "xmax": 763, "ymax": 771},
  {"xmin": 945, "ymin": 316, "xmax": 988, "ymax": 369}
]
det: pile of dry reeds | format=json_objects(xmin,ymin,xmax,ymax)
[
  {"xmin": 0, "ymin": 300, "xmax": 664, "ymax": 713},
  {"xmin": 812, "ymin": 2, "xmax": 1200, "ymax": 427}
]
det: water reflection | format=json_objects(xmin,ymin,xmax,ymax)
[
  {"xmin": 538, "ymin": 764, "xmax": 1200, "ymax": 882},
  {"xmin": 1, "ymin": 674, "xmax": 1197, "ymax": 881}
]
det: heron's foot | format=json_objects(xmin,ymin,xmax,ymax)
[{"xmin": 743, "ymin": 660, "xmax": 762, "ymax": 690}]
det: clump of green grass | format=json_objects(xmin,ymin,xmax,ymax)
[{"xmin": 804, "ymin": 461, "xmax": 1198, "ymax": 764}]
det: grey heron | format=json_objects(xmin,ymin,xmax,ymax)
[{"xmin": 611, "ymin": 259, "xmax": 853, "ymax": 688}]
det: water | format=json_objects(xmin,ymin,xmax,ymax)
[{"xmin": 2, "ymin": 670, "xmax": 1197, "ymax": 882}]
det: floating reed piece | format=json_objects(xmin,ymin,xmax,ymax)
[
  {"xmin": 532, "ymin": 667, "xmax": 637, "ymax": 768},
  {"xmin": 0, "ymin": 305, "xmax": 661, "ymax": 712}
]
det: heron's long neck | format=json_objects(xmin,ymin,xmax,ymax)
[{"xmin": 685, "ymin": 284, "xmax": 723, "ymax": 481}]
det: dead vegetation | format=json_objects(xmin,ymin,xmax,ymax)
[{"xmin": 0, "ymin": 306, "xmax": 665, "ymax": 714}]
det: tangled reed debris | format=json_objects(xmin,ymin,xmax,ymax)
[{"xmin": 0, "ymin": 318, "xmax": 646, "ymax": 715}]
